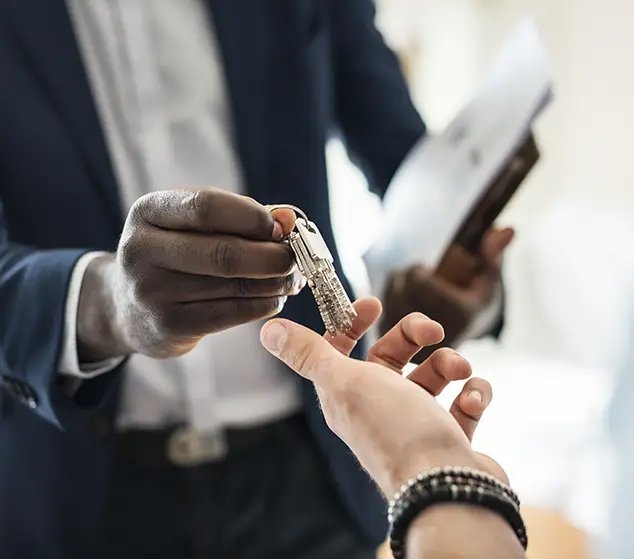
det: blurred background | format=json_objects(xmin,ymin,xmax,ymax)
[{"xmin": 326, "ymin": 1, "xmax": 634, "ymax": 557}]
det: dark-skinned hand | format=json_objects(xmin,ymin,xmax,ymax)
[
  {"xmin": 380, "ymin": 227, "xmax": 514, "ymax": 363},
  {"xmin": 77, "ymin": 188, "xmax": 302, "ymax": 362}
]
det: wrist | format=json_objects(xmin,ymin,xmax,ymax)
[
  {"xmin": 386, "ymin": 444, "xmax": 478, "ymax": 496},
  {"xmin": 407, "ymin": 505, "xmax": 525, "ymax": 558},
  {"xmin": 76, "ymin": 254, "xmax": 131, "ymax": 362}
]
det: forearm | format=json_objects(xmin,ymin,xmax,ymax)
[
  {"xmin": 0, "ymin": 239, "xmax": 120, "ymax": 426},
  {"xmin": 407, "ymin": 506, "xmax": 525, "ymax": 559},
  {"xmin": 76, "ymin": 253, "xmax": 130, "ymax": 363},
  {"xmin": 329, "ymin": 0, "xmax": 426, "ymax": 195}
]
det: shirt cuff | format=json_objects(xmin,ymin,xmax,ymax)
[
  {"xmin": 460, "ymin": 285, "xmax": 504, "ymax": 342},
  {"xmin": 58, "ymin": 252, "xmax": 126, "ymax": 379}
]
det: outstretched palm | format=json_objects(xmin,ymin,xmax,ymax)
[{"xmin": 261, "ymin": 296, "xmax": 508, "ymax": 496}]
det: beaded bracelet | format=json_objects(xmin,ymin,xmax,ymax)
[{"xmin": 388, "ymin": 466, "xmax": 527, "ymax": 558}]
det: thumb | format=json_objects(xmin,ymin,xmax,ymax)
[
  {"xmin": 481, "ymin": 227, "xmax": 515, "ymax": 270},
  {"xmin": 268, "ymin": 207, "xmax": 297, "ymax": 237},
  {"xmin": 260, "ymin": 319, "xmax": 342, "ymax": 383}
]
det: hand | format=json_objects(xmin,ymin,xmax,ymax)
[
  {"xmin": 77, "ymin": 188, "xmax": 302, "ymax": 361},
  {"xmin": 380, "ymin": 227, "xmax": 514, "ymax": 360},
  {"xmin": 260, "ymin": 297, "xmax": 507, "ymax": 496}
]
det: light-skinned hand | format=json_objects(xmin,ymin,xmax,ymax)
[{"xmin": 260, "ymin": 297, "xmax": 507, "ymax": 496}]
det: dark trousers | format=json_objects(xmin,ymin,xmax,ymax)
[{"xmin": 102, "ymin": 416, "xmax": 376, "ymax": 559}]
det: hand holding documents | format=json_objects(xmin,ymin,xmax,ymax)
[{"xmin": 363, "ymin": 20, "xmax": 553, "ymax": 296}]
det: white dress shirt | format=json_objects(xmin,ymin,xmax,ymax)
[{"xmin": 61, "ymin": 0, "xmax": 301, "ymax": 432}]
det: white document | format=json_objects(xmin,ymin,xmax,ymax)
[{"xmin": 363, "ymin": 20, "xmax": 553, "ymax": 295}]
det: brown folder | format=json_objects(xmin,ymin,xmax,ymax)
[
  {"xmin": 455, "ymin": 131, "xmax": 539, "ymax": 252},
  {"xmin": 436, "ymin": 131, "xmax": 540, "ymax": 281}
]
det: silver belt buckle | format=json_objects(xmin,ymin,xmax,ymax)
[{"xmin": 167, "ymin": 426, "xmax": 228, "ymax": 467}]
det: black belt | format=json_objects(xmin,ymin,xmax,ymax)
[{"xmin": 116, "ymin": 413, "xmax": 304, "ymax": 468}]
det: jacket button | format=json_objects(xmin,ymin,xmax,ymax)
[
  {"xmin": 21, "ymin": 385, "xmax": 38, "ymax": 408},
  {"xmin": 4, "ymin": 379, "xmax": 38, "ymax": 408}
]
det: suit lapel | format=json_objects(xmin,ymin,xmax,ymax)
[
  {"xmin": 206, "ymin": 0, "xmax": 271, "ymax": 202},
  {"xmin": 1, "ymin": 0, "xmax": 123, "ymax": 230}
]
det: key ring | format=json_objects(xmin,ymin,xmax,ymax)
[{"xmin": 267, "ymin": 204, "xmax": 315, "ymax": 233}]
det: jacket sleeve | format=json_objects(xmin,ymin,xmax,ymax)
[
  {"xmin": 0, "ymin": 199, "xmax": 121, "ymax": 430},
  {"xmin": 328, "ymin": 3, "xmax": 506, "ymax": 339},
  {"xmin": 329, "ymin": 0, "xmax": 426, "ymax": 196}
]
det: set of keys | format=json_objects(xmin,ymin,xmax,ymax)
[{"xmin": 269, "ymin": 205, "xmax": 357, "ymax": 336}]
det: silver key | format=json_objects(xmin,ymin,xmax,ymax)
[{"xmin": 269, "ymin": 205, "xmax": 357, "ymax": 336}]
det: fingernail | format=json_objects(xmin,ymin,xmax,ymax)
[
  {"xmin": 410, "ymin": 313, "xmax": 429, "ymax": 327},
  {"xmin": 272, "ymin": 221, "xmax": 283, "ymax": 241},
  {"xmin": 468, "ymin": 390, "xmax": 483, "ymax": 403},
  {"xmin": 274, "ymin": 296, "xmax": 288, "ymax": 313},
  {"xmin": 261, "ymin": 322, "xmax": 288, "ymax": 355}
]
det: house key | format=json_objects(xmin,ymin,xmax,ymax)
[{"xmin": 269, "ymin": 205, "xmax": 357, "ymax": 336}]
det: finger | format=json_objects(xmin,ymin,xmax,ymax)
[
  {"xmin": 325, "ymin": 297, "xmax": 382, "ymax": 357},
  {"xmin": 387, "ymin": 268, "xmax": 409, "ymax": 296},
  {"xmin": 367, "ymin": 313, "xmax": 445, "ymax": 373},
  {"xmin": 449, "ymin": 377, "xmax": 493, "ymax": 441},
  {"xmin": 260, "ymin": 318, "xmax": 343, "ymax": 383},
  {"xmin": 133, "ymin": 188, "xmax": 282, "ymax": 241},
  {"xmin": 141, "ymin": 268, "xmax": 306, "ymax": 303},
  {"xmin": 406, "ymin": 348, "xmax": 472, "ymax": 396},
  {"xmin": 481, "ymin": 228, "xmax": 514, "ymax": 270},
  {"xmin": 406, "ymin": 265, "xmax": 466, "ymax": 304},
  {"xmin": 129, "ymin": 229, "xmax": 295, "ymax": 278},
  {"xmin": 269, "ymin": 208, "xmax": 297, "ymax": 237},
  {"xmin": 165, "ymin": 296, "xmax": 289, "ymax": 338},
  {"xmin": 393, "ymin": 270, "xmax": 474, "ymax": 353},
  {"xmin": 435, "ymin": 246, "xmax": 481, "ymax": 286}
]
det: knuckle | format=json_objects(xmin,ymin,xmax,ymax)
[
  {"xmin": 117, "ymin": 236, "xmax": 144, "ymax": 271},
  {"xmin": 235, "ymin": 297, "xmax": 280, "ymax": 320},
  {"xmin": 188, "ymin": 189, "xmax": 217, "ymax": 228},
  {"xmin": 232, "ymin": 278, "xmax": 252, "ymax": 298},
  {"xmin": 263, "ymin": 275, "xmax": 295, "ymax": 297},
  {"xmin": 212, "ymin": 239, "xmax": 242, "ymax": 276},
  {"xmin": 130, "ymin": 193, "xmax": 153, "ymax": 223},
  {"xmin": 290, "ymin": 340, "xmax": 315, "ymax": 375},
  {"xmin": 169, "ymin": 237, "xmax": 193, "ymax": 263}
]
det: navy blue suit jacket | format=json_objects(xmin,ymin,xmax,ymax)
[{"xmin": 0, "ymin": 1, "xmax": 425, "ymax": 556}]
